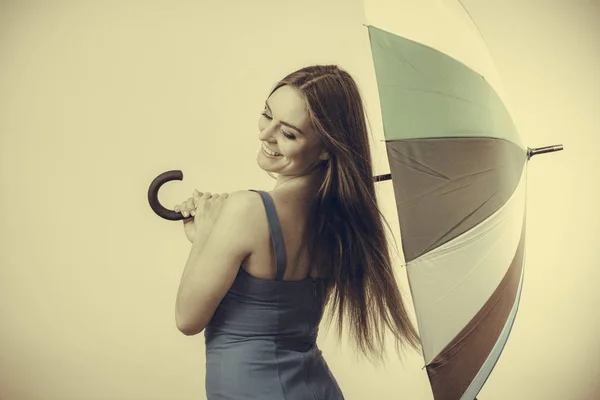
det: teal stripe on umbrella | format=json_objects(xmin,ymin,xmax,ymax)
[{"xmin": 368, "ymin": 25, "xmax": 524, "ymax": 148}]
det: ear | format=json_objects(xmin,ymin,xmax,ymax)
[{"xmin": 319, "ymin": 151, "xmax": 330, "ymax": 161}]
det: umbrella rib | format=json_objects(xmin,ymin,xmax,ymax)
[
  {"xmin": 432, "ymin": 271, "xmax": 512, "ymax": 363},
  {"xmin": 434, "ymin": 221, "xmax": 504, "ymax": 306},
  {"xmin": 391, "ymin": 152, "xmax": 451, "ymax": 180},
  {"xmin": 401, "ymin": 87, "xmax": 489, "ymax": 108},
  {"xmin": 400, "ymin": 167, "xmax": 496, "ymax": 204},
  {"xmin": 426, "ymin": 190, "xmax": 498, "ymax": 254}
]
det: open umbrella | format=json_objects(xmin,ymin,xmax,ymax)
[
  {"xmin": 363, "ymin": 21, "xmax": 563, "ymax": 400},
  {"xmin": 147, "ymin": 13, "xmax": 563, "ymax": 400}
]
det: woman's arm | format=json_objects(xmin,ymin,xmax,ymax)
[{"xmin": 175, "ymin": 190, "xmax": 256, "ymax": 335}]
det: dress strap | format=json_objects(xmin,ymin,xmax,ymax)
[{"xmin": 248, "ymin": 190, "xmax": 287, "ymax": 281}]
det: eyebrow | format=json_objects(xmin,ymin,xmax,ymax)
[{"xmin": 265, "ymin": 100, "xmax": 304, "ymax": 135}]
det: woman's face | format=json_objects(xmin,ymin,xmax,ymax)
[{"xmin": 257, "ymin": 85, "xmax": 329, "ymax": 178}]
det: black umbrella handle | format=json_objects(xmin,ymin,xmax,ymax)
[
  {"xmin": 149, "ymin": 144, "xmax": 565, "ymax": 220},
  {"xmin": 148, "ymin": 170, "xmax": 187, "ymax": 221},
  {"xmin": 148, "ymin": 170, "xmax": 394, "ymax": 221}
]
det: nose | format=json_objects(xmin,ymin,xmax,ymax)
[{"xmin": 258, "ymin": 122, "xmax": 277, "ymax": 142}]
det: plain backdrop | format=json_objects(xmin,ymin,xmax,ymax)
[{"xmin": 0, "ymin": 0, "xmax": 598, "ymax": 399}]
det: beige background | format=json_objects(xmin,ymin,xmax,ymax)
[{"xmin": 1, "ymin": 0, "xmax": 598, "ymax": 399}]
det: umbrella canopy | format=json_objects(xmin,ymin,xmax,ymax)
[{"xmin": 365, "ymin": 18, "xmax": 561, "ymax": 400}]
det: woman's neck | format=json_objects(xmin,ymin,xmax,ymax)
[{"xmin": 273, "ymin": 171, "xmax": 323, "ymax": 208}]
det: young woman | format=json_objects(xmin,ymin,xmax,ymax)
[{"xmin": 173, "ymin": 65, "xmax": 421, "ymax": 399}]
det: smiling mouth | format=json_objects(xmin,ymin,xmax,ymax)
[{"xmin": 262, "ymin": 143, "xmax": 282, "ymax": 157}]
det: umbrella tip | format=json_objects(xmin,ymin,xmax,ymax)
[{"xmin": 527, "ymin": 144, "xmax": 564, "ymax": 159}]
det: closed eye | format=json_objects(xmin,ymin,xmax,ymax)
[{"xmin": 260, "ymin": 111, "xmax": 296, "ymax": 140}]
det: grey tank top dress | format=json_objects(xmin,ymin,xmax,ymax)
[{"xmin": 204, "ymin": 190, "xmax": 345, "ymax": 400}]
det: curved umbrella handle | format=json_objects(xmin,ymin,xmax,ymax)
[
  {"xmin": 148, "ymin": 170, "xmax": 187, "ymax": 221},
  {"xmin": 149, "ymin": 169, "xmax": 396, "ymax": 222}
]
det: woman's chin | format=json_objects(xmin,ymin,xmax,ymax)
[{"xmin": 256, "ymin": 157, "xmax": 279, "ymax": 173}]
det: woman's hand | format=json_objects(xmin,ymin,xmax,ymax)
[{"xmin": 174, "ymin": 190, "xmax": 230, "ymax": 243}]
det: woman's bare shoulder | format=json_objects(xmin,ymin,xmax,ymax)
[
  {"xmin": 229, "ymin": 189, "xmax": 263, "ymax": 202},
  {"xmin": 227, "ymin": 190, "xmax": 266, "ymax": 219}
]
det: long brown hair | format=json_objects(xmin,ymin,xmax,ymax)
[{"xmin": 266, "ymin": 65, "xmax": 421, "ymax": 364}]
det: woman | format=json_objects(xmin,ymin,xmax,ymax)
[{"xmin": 173, "ymin": 65, "xmax": 421, "ymax": 400}]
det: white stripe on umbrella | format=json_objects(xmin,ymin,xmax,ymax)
[{"xmin": 406, "ymin": 165, "xmax": 527, "ymax": 364}]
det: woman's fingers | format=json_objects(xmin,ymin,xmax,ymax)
[
  {"xmin": 174, "ymin": 191, "xmax": 227, "ymax": 217},
  {"xmin": 186, "ymin": 197, "xmax": 195, "ymax": 210},
  {"xmin": 174, "ymin": 199, "xmax": 193, "ymax": 217},
  {"xmin": 174, "ymin": 202, "xmax": 184, "ymax": 212},
  {"xmin": 179, "ymin": 202, "xmax": 189, "ymax": 217}
]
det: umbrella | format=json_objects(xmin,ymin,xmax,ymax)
[
  {"xmin": 363, "ymin": 22, "xmax": 562, "ymax": 400},
  {"xmin": 147, "ymin": 15, "xmax": 563, "ymax": 400}
]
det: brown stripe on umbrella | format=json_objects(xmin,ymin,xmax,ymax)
[
  {"xmin": 424, "ymin": 215, "xmax": 527, "ymax": 400},
  {"xmin": 386, "ymin": 137, "xmax": 526, "ymax": 263}
]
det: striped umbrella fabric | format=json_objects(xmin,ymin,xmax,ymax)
[{"xmin": 366, "ymin": 24, "xmax": 543, "ymax": 400}]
